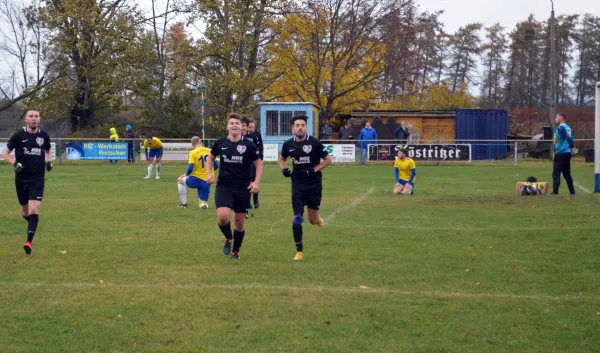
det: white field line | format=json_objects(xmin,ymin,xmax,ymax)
[
  {"xmin": 573, "ymin": 181, "xmax": 592, "ymax": 194},
  {"xmin": 325, "ymin": 224, "xmax": 600, "ymax": 231},
  {"xmin": 0, "ymin": 282, "xmax": 589, "ymax": 302},
  {"xmin": 324, "ymin": 186, "xmax": 376, "ymax": 224}
]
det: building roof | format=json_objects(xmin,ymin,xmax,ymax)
[
  {"xmin": 351, "ymin": 110, "xmax": 455, "ymax": 118},
  {"xmin": 258, "ymin": 102, "xmax": 321, "ymax": 109}
]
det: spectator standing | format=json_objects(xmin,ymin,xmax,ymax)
[
  {"xmin": 125, "ymin": 125, "xmax": 136, "ymax": 164},
  {"xmin": 358, "ymin": 122, "xmax": 377, "ymax": 164},
  {"xmin": 394, "ymin": 121, "xmax": 410, "ymax": 143},
  {"xmin": 320, "ymin": 121, "xmax": 333, "ymax": 141}
]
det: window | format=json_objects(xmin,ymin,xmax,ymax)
[
  {"xmin": 265, "ymin": 109, "xmax": 309, "ymax": 136},
  {"xmin": 266, "ymin": 110, "xmax": 278, "ymax": 136},
  {"xmin": 279, "ymin": 111, "xmax": 293, "ymax": 136}
]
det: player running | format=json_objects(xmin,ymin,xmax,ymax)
[
  {"xmin": 2, "ymin": 110, "xmax": 53, "ymax": 255},
  {"xmin": 516, "ymin": 176, "xmax": 548, "ymax": 196},
  {"xmin": 177, "ymin": 136, "xmax": 218, "ymax": 209},
  {"xmin": 279, "ymin": 114, "xmax": 332, "ymax": 260},
  {"xmin": 143, "ymin": 136, "xmax": 163, "ymax": 179},
  {"xmin": 247, "ymin": 118, "xmax": 263, "ymax": 208},
  {"xmin": 393, "ymin": 148, "xmax": 416, "ymax": 195},
  {"xmin": 206, "ymin": 113, "xmax": 263, "ymax": 260}
]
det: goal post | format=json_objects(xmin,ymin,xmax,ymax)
[{"xmin": 595, "ymin": 81, "xmax": 600, "ymax": 193}]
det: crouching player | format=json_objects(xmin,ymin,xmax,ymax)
[
  {"xmin": 177, "ymin": 136, "xmax": 218, "ymax": 209},
  {"xmin": 516, "ymin": 176, "xmax": 548, "ymax": 196},
  {"xmin": 393, "ymin": 148, "xmax": 416, "ymax": 195}
]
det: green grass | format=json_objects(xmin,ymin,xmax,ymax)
[{"xmin": 1, "ymin": 161, "xmax": 599, "ymax": 353}]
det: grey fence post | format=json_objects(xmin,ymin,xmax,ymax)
[
  {"xmin": 514, "ymin": 140, "xmax": 518, "ymax": 166},
  {"xmin": 58, "ymin": 138, "xmax": 63, "ymax": 165}
]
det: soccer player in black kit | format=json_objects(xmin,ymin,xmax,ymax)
[
  {"xmin": 279, "ymin": 115, "xmax": 332, "ymax": 260},
  {"xmin": 206, "ymin": 113, "xmax": 263, "ymax": 260},
  {"xmin": 2, "ymin": 110, "xmax": 53, "ymax": 255}
]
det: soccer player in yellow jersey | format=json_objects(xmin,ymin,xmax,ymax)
[
  {"xmin": 393, "ymin": 148, "xmax": 416, "ymax": 195},
  {"xmin": 515, "ymin": 176, "xmax": 548, "ymax": 196},
  {"xmin": 177, "ymin": 136, "xmax": 217, "ymax": 209},
  {"xmin": 143, "ymin": 136, "xmax": 163, "ymax": 179}
]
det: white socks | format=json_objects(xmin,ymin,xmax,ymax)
[
  {"xmin": 178, "ymin": 183, "xmax": 187, "ymax": 205},
  {"xmin": 147, "ymin": 164, "xmax": 153, "ymax": 177}
]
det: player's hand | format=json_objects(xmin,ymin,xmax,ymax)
[
  {"xmin": 14, "ymin": 162, "xmax": 23, "ymax": 173},
  {"xmin": 206, "ymin": 174, "xmax": 215, "ymax": 184},
  {"xmin": 46, "ymin": 161, "xmax": 53, "ymax": 172},
  {"xmin": 248, "ymin": 182, "xmax": 260, "ymax": 193},
  {"xmin": 281, "ymin": 168, "xmax": 291, "ymax": 178}
]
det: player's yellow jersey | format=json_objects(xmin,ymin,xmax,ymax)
[
  {"xmin": 525, "ymin": 182, "xmax": 544, "ymax": 191},
  {"xmin": 143, "ymin": 137, "xmax": 162, "ymax": 149},
  {"xmin": 394, "ymin": 157, "xmax": 416, "ymax": 182},
  {"xmin": 188, "ymin": 146, "xmax": 211, "ymax": 180}
]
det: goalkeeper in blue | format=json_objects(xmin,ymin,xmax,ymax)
[
  {"xmin": 177, "ymin": 136, "xmax": 218, "ymax": 209},
  {"xmin": 393, "ymin": 148, "xmax": 416, "ymax": 195}
]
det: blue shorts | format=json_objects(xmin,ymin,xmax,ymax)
[
  {"xmin": 148, "ymin": 147, "xmax": 163, "ymax": 159},
  {"xmin": 185, "ymin": 176, "xmax": 210, "ymax": 201},
  {"xmin": 399, "ymin": 180, "xmax": 414, "ymax": 188}
]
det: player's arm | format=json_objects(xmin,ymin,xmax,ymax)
[
  {"xmin": 249, "ymin": 145, "xmax": 262, "ymax": 193},
  {"xmin": 206, "ymin": 153, "xmax": 217, "ymax": 183},
  {"xmin": 313, "ymin": 141, "xmax": 331, "ymax": 173},
  {"xmin": 540, "ymin": 182, "xmax": 549, "ymax": 195},
  {"xmin": 185, "ymin": 152, "xmax": 194, "ymax": 176},
  {"xmin": 394, "ymin": 167, "xmax": 400, "ymax": 184},
  {"xmin": 3, "ymin": 134, "xmax": 17, "ymax": 167},
  {"xmin": 515, "ymin": 182, "xmax": 525, "ymax": 195},
  {"xmin": 279, "ymin": 142, "xmax": 291, "ymax": 177}
]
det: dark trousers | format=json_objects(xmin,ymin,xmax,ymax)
[
  {"xmin": 127, "ymin": 142, "xmax": 135, "ymax": 163},
  {"xmin": 552, "ymin": 153, "xmax": 575, "ymax": 194}
]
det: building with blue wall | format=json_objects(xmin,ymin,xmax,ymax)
[{"xmin": 259, "ymin": 102, "xmax": 320, "ymax": 146}]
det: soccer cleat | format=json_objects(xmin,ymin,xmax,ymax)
[
  {"xmin": 178, "ymin": 204, "xmax": 188, "ymax": 208},
  {"xmin": 223, "ymin": 239, "xmax": 232, "ymax": 255},
  {"xmin": 245, "ymin": 213, "xmax": 249, "ymax": 219},
  {"xmin": 294, "ymin": 251, "xmax": 304, "ymax": 261},
  {"xmin": 144, "ymin": 175, "xmax": 151, "ymax": 179},
  {"xmin": 200, "ymin": 201, "xmax": 209, "ymax": 209},
  {"xmin": 23, "ymin": 241, "xmax": 32, "ymax": 255},
  {"xmin": 316, "ymin": 217, "xmax": 324, "ymax": 227},
  {"xmin": 231, "ymin": 251, "xmax": 240, "ymax": 260},
  {"xmin": 155, "ymin": 176, "xmax": 160, "ymax": 180}
]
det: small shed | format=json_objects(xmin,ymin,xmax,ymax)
[{"xmin": 259, "ymin": 102, "xmax": 320, "ymax": 144}]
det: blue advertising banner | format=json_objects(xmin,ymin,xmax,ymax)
[{"xmin": 66, "ymin": 142, "xmax": 128, "ymax": 160}]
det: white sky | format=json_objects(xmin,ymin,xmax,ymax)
[{"xmin": 417, "ymin": 0, "xmax": 600, "ymax": 32}]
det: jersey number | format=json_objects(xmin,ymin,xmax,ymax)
[{"xmin": 199, "ymin": 155, "xmax": 208, "ymax": 168}]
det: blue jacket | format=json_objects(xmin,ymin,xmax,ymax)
[
  {"xmin": 358, "ymin": 128, "xmax": 377, "ymax": 149},
  {"xmin": 554, "ymin": 123, "xmax": 573, "ymax": 155}
]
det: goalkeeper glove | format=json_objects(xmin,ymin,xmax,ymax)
[
  {"xmin": 14, "ymin": 162, "xmax": 23, "ymax": 173},
  {"xmin": 281, "ymin": 168, "xmax": 291, "ymax": 178},
  {"xmin": 46, "ymin": 161, "xmax": 53, "ymax": 172}
]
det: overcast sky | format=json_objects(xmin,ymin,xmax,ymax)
[{"xmin": 417, "ymin": 0, "xmax": 600, "ymax": 32}]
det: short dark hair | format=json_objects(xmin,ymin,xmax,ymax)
[
  {"xmin": 399, "ymin": 148, "xmax": 409, "ymax": 156},
  {"xmin": 146, "ymin": 135, "xmax": 153, "ymax": 140},
  {"xmin": 228, "ymin": 113, "xmax": 242, "ymax": 122},
  {"xmin": 240, "ymin": 115, "xmax": 250, "ymax": 126},
  {"xmin": 526, "ymin": 176, "xmax": 538, "ymax": 183},
  {"xmin": 557, "ymin": 113, "xmax": 566, "ymax": 120},
  {"xmin": 291, "ymin": 114, "xmax": 308, "ymax": 126},
  {"xmin": 23, "ymin": 109, "xmax": 40, "ymax": 118},
  {"xmin": 248, "ymin": 117, "xmax": 255, "ymax": 124}
]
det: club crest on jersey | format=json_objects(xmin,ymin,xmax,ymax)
[
  {"xmin": 237, "ymin": 145, "xmax": 247, "ymax": 154},
  {"xmin": 36, "ymin": 137, "xmax": 44, "ymax": 146},
  {"xmin": 303, "ymin": 145, "xmax": 312, "ymax": 154}
]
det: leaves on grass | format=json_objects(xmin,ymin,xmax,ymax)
[
  {"xmin": 359, "ymin": 286, "xmax": 369, "ymax": 289},
  {"xmin": 469, "ymin": 328, "xmax": 476, "ymax": 332},
  {"xmin": 354, "ymin": 312, "xmax": 362, "ymax": 317},
  {"xmin": 2, "ymin": 270, "xmax": 8, "ymax": 274},
  {"xmin": 193, "ymin": 252, "xmax": 198, "ymax": 257},
  {"xmin": 323, "ymin": 321, "xmax": 331, "ymax": 326},
  {"xmin": 59, "ymin": 250, "xmax": 67, "ymax": 254},
  {"xmin": 99, "ymin": 280, "xmax": 103, "ymax": 285},
  {"xmin": 433, "ymin": 316, "xmax": 441, "ymax": 322},
  {"xmin": 169, "ymin": 281, "xmax": 175, "ymax": 287},
  {"xmin": 236, "ymin": 324, "xmax": 241, "ymax": 329},
  {"xmin": 475, "ymin": 282, "xmax": 481, "ymax": 286}
]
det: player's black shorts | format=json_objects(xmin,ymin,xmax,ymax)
[
  {"xmin": 215, "ymin": 185, "xmax": 250, "ymax": 213},
  {"xmin": 15, "ymin": 178, "xmax": 45, "ymax": 205},
  {"xmin": 291, "ymin": 182, "xmax": 322, "ymax": 214}
]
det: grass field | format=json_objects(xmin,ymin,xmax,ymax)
[{"xmin": 1, "ymin": 161, "xmax": 599, "ymax": 353}]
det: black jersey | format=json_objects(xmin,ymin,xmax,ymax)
[
  {"xmin": 281, "ymin": 135, "xmax": 328, "ymax": 185},
  {"xmin": 245, "ymin": 131, "xmax": 264, "ymax": 160},
  {"xmin": 6, "ymin": 128, "xmax": 51, "ymax": 180},
  {"xmin": 211, "ymin": 136, "xmax": 259, "ymax": 188}
]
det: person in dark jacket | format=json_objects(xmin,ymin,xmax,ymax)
[
  {"xmin": 337, "ymin": 122, "xmax": 354, "ymax": 142},
  {"xmin": 393, "ymin": 121, "xmax": 410, "ymax": 143},
  {"xmin": 125, "ymin": 125, "xmax": 136, "ymax": 163},
  {"xmin": 320, "ymin": 122, "xmax": 333, "ymax": 141}
]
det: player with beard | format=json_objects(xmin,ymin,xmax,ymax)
[
  {"xmin": 2, "ymin": 110, "xmax": 53, "ymax": 254},
  {"xmin": 279, "ymin": 115, "xmax": 332, "ymax": 260}
]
